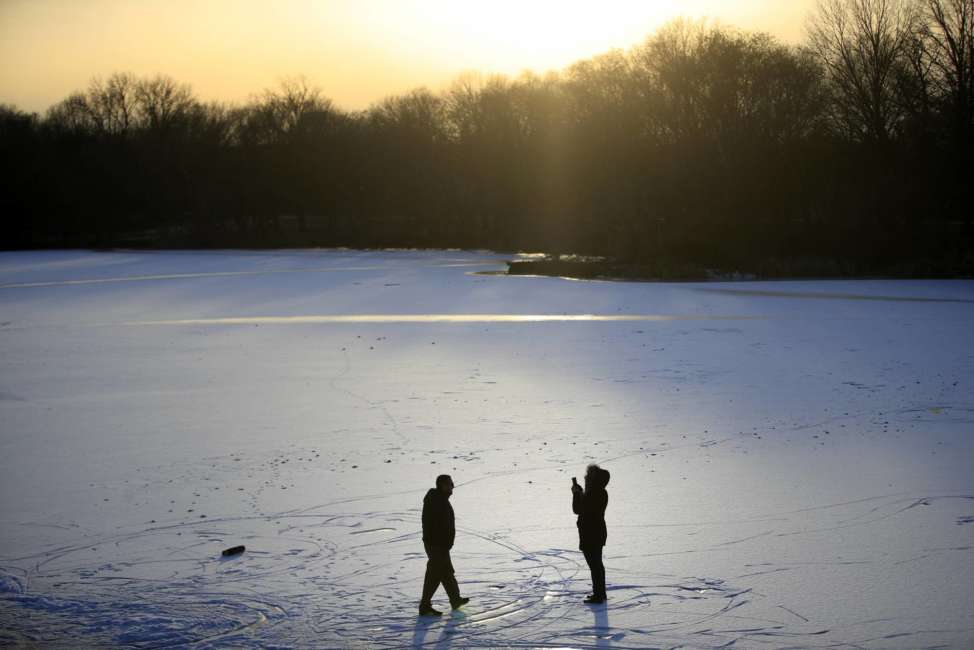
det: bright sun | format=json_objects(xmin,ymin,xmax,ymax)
[{"xmin": 384, "ymin": 0, "xmax": 686, "ymax": 75}]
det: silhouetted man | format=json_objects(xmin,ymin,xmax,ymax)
[
  {"xmin": 419, "ymin": 474, "xmax": 469, "ymax": 616},
  {"xmin": 572, "ymin": 464, "xmax": 610, "ymax": 604}
]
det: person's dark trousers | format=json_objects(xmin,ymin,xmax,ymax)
[
  {"xmin": 582, "ymin": 545, "xmax": 606, "ymax": 598},
  {"xmin": 421, "ymin": 543, "xmax": 460, "ymax": 606}
]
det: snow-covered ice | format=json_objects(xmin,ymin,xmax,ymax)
[{"xmin": 1, "ymin": 249, "xmax": 972, "ymax": 648}]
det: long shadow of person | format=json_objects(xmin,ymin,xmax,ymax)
[
  {"xmin": 411, "ymin": 615, "xmax": 437, "ymax": 648},
  {"xmin": 594, "ymin": 601, "xmax": 611, "ymax": 648},
  {"xmin": 412, "ymin": 614, "xmax": 465, "ymax": 649},
  {"xmin": 412, "ymin": 606, "xmax": 470, "ymax": 648}
]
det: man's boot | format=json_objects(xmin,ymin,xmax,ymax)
[{"xmin": 419, "ymin": 602, "xmax": 443, "ymax": 616}]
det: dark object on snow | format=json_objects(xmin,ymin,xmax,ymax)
[
  {"xmin": 419, "ymin": 474, "xmax": 467, "ymax": 613},
  {"xmin": 221, "ymin": 545, "xmax": 245, "ymax": 556},
  {"xmin": 573, "ymin": 464, "xmax": 610, "ymax": 602}
]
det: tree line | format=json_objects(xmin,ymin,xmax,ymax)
[{"xmin": 2, "ymin": 0, "xmax": 972, "ymax": 276}]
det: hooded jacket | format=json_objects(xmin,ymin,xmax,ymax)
[
  {"xmin": 422, "ymin": 487, "xmax": 455, "ymax": 549},
  {"xmin": 573, "ymin": 487, "xmax": 608, "ymax": 549}
]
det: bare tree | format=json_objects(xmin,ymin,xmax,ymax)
[
  {"xmin": 632, "ymin": 18, "xmax": 711, "ymax": 142},
  {"xmin": 369, "ymin": 88, "xmax": 446, "ymax": 143},
  {"xmin": 258, "ymin": 76, "xmax": 334, "ymax": 140},
  {"xmin": 565, "ymin": 49, "xmax": 639, "ymax": 122},
  {"xmin": 85, "ymin": 73, "xmax": 140, "ymax": 136},
  {"xmin": 46, "ymin": 93, "xmax": 96, "ymax": 132},
  {"xmin": 443, "ymin": 72, "xmax": 489, "ymax": 142},
  {"xmin": 806, "ymin": 0, "xmax": 921, "ymax": 142},
  {"xmin": 925, "ymin": 0, "xmax": 974, "ymax": 135},
  {"xmin": 134, "ymin": 75, "xmax": 196, "ymax": 132}
]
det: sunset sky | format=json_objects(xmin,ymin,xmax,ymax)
[{"xmin": 1, "ymin": 0, "xmax": 817, "ymax": 114}]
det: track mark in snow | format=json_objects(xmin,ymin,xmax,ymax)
[
  {"xmin": 738, "ymin": 566, "xmax": 794, "ymax": 578},
  {"xmin": 0, "ymin": 506, "xmax": 881, "ymax": 648},
  {"xmin": 349, "ymin": 528, "xmax": 397, "ymax": 535},
  {"xmin": 714, "ymin": 530, "xmax": 774, "ymax": 547},
  {"xmin": 327, "ymin": 347, "xmax": 409, "ymax": 446},
  {"xmin": 778, "ymin": 605, "xmax": 810, "ymax": 622}
]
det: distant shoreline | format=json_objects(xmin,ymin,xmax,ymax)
[
  {"xmin": 505, "ymin": 257, "xmax": 974, "ymax": 283},
  {"xmin": 2, "ymin": 247, "xmax": 971, "ymax": 283}
]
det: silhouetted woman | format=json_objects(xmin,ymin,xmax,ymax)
[{"xmin": 572, "ymin": 463, "xmax": 610, "ymax": 604}]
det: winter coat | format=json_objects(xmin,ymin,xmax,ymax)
[
  {"xmin": 422, "ymin": 488, "xmax": 455, "ymax": 549},
  {"xmin": 573, "ymin": 487, "xmax": 608, "ymax": 550}
]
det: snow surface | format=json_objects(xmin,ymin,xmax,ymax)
[{"xmin": 1, "ymin": 249, "xmax": 973, "ymax": 648}]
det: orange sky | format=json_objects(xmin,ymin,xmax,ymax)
[{"xmin": 0, "ymin": 0, "xmax": 817, "ymax": 114}]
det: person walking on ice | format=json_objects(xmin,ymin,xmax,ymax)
[
  {"xmin": 419, "ymin": 474, "xmax": 469, "ymax": 616},
  {"xmin": 572, "ymin": 464, "xmax": 610, "ymax": 604}
]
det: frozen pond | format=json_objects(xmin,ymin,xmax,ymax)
[{"xmin": 1, "ymin": 249, "xmax": 973, "ymax": 648}]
